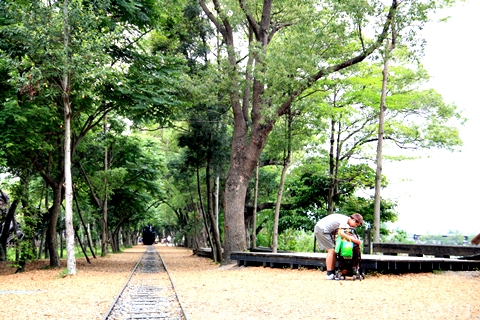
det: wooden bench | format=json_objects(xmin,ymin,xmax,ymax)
[{"xmin": 372, "ymin": 243, "xmax": 480, "ymax": 259}]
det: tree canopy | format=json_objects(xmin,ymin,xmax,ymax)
[{"xmin": 0, "ymin": 0, "xmax": 465, "ymax": 269}]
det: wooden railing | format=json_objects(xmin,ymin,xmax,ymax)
[{"xmin": 372, "ymin": 243, "xmax": 480, "ymax": 258}]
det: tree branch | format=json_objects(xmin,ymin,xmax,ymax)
[
  {"xmin": 276, "ymin": 0, "xmax": 398, "ymax": 118},
  {"xmin": 239, "ymin": 0, "xmax": 260, "ymax": 40}
]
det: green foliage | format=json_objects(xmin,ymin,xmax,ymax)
[
  {"xmin": 278, "ymin": 230, "xmax": 316, "ymax": 253},
  {"xmin": 341, "ymin": 196, "xmax": 398, "ymax": 238},
  {"xmin": 335, "ymin": 57, "xmax": 464, "ymax": 154},
  {"xmin": 89, "ymin": 168, "xmax": 128, "ymax": 200},
  {"xmin": 5, "ymin": 247, "xmax": 16, "ymax": 261},
  {"xmin": 104, "ymin": 0, "xmax": 164, "ymax": 30},
  {"xmin": 177, "ymin": 104, "xmax": 230, "ymax": 169},
  {"xmin": 387, "ymin": 229, "xmax": 414, "ymax": 244},
  {"xmin": 255, "ymin": 231, "xmax": 271, "ymax": 249},
  {"xmin": 285, "ymin": 159, "xmax": 330, "ymax": 214},
  {"xmin": 279, "ymin": 155, "xmax": 394, "ymax": 232},
  {"xmin": 114, "ymin": 53, "xmax": 191, "ymax": 126},
  {"xmin": 0, "ymin": 0, "xmax": 468, "ymax": 258},
  {"xmin": 17, "ymin": 211, "xmax": 38, "ymax": 265}
]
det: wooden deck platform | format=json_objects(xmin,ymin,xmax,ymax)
[{"xmin": 229, "ymin": 251, "xmax": 480, "ymax": 273}]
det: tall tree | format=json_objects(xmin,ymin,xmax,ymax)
[
  {"xmin": 197, "ymin": 0, "xmax": 455, "ymax": 262},
  {"xmin": 0, "ymin": 0, "xmax": 107, "ymax": 267},
  {"xmin": 324, "ymin": 59, "xmax": 463, "ymax": 216},
  {"xmin": 373, "ymin": 39, "xmax": 393, "ymax": 243},
  {"xmin": 271, "ymin": 110, "xmax": 291, "ymax": 253},
  {"xmin": 1, "ymin": 0, "xmax": 185, "ymax": 267},
  {"xmin": 177, "ymin": 106, "xmax": 229, "ymax": 261},
  {"xmin": 61, "ymin": 0, "xmax": 76, "ymax": 275}
]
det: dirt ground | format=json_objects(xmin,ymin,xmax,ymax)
[{"xmin": 1, "ymin": 244, "xmax": 479, "ymax": 320}]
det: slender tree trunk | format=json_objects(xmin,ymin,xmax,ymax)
[
  {"xmin": 73, "ymin": 187, "xmax": 96, "ymax": 258},
  {"xmin": 196, "ymin": 165, "xmax": 215, "ymax": 260},
  {"xmin": 61, "ymin": 0, "xmax": 76, "ymax": 275},
  {"xmin": 374, "ymin": 40, "xmax": 392, "ymax": 243},
  {"xmin": 59, "ymin": 231, "xmax": 63, "ymax": 259},
  {"xmin": 327, "ymin": 119, "xmax": 336, "ymax": 214},
  {"xmin": 38, "ymin": 228, "xmax": 45, "ymax": 259},
  {"xmin": 206, "ymin": 161, "xmax": 223, "ymax": 261},
  {"xmin": 63, "ymin": 75, "xmax": 75, "ymax": 274},
  {"xmin": 87, "ymin": 223, "xmax": 94, "ymax": 253},
  {"xmin": 101, "ymin": 115, "xmax": 109, "ymax": 256},
  {"xmin": 74, "ymin": 227, "xmax": 90, "ymax": 263},
  {"xmin": 13, "ymin": 218, "xmax": 20, "ymax": 262},
  {"xmin": 272, "ymin": 112, "xmax": 292, "ymax": 253},
  {"xmin": 334, "ymin": 122, "xmax": 341, "ymax": 206},
  {"xmin": 44, "ymin": 235, "xmax": 49, "ymax": 259},
  {"xmin": 252, "ymin": 163, "xmax": 259, "ymax": 249},
  {"xmin": 214, "ymin": 175, "xmax": 219, "ymax": 238},
  {"xmin": 272, "ymin": 161, "xmax": 289, "ymax": 253}
]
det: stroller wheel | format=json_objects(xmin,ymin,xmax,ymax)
[{"xmin": 353, "ymin": 270, "xmax": 363, "ymax": 281}]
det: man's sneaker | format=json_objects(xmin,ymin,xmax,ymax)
[{"xmin": 325, "ymin": 273, "xmax": 335, "ymax": 280}]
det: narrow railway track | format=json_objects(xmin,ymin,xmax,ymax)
[{"xmin": 103, "ymin": 245, "xmax": 189, "ymax": 320}]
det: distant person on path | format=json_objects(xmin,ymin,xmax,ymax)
[
  {"xmin": 314, "ymin": 213, "xmax": 363, "ymax": 280},
  {"xmin": 167, "ymin": 235, "xmax": 172, "ymax": 246}
]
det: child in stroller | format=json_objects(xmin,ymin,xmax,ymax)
[{"xmin": 333, "ymin": 227, "xmax": 364, "ymax": 280}]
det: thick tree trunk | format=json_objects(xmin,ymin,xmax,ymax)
[
  {"xmin": 47, "ymin": 184, "xmax": 62, "ymax": 268},
  {"xmin": 223, "ymin": 143, "xmax": 263, "ymax": 262},
  {"xmin": 223, "ymin": 176, "xmax": 248, "ymax": 262},
  {"xmin": 0, "ymin": 199, "xmax": 19, "ymax": 261},
  {"xmin": 110, "ymin": 230, "xmax": 119, "ymax": 252}
]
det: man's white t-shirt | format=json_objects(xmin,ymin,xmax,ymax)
[{"xmin": 316, "ymin": 214, "xmax": 350, "ymax": 233}]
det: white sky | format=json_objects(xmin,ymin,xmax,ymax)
[{"xmin": 382, "ymin": 0, "xmax": 480, "ymax": 236}]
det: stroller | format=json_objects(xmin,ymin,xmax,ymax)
[{"xmin": 333, "ymin": 228, "xmax": 365, "ymax": 281}]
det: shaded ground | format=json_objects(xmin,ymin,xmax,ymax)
[{"xmin": 1, "ymin": 244, "xmax": 479, "ymax": 319}]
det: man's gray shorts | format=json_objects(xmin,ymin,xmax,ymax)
[{"xmin": 314, "ymin": 224, "xmax": 334, "ymax": 250}]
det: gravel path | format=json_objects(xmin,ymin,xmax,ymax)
[
  {"xmin": 105, "ymin": 245, "xmax": 185, "ymax": 319},
  {"xmin": 1, "ymin": 244, "xmax": 480, "ymax": 319}
]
